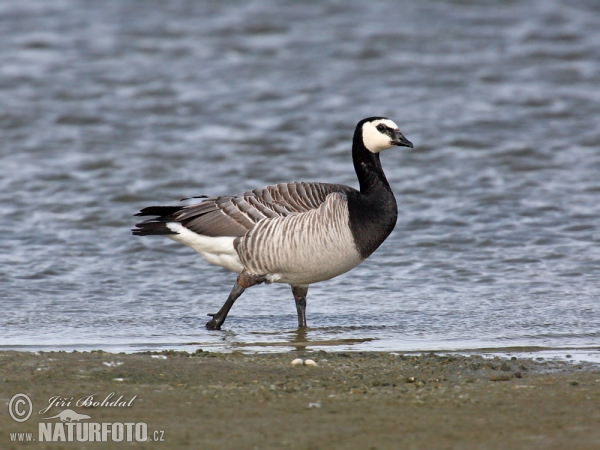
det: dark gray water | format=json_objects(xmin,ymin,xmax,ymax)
[{"xmin": 1, "ymin": 0, "xmax": 599, "ymax": 358}]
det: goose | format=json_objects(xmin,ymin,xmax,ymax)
[{"xmin": 132, "ymin": 117, "xmax": 413, "ymax": 330}]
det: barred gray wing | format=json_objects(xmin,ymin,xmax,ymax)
[{"xmin": 174, "ymin": 182, "xmax": 356, "ymax": 237}]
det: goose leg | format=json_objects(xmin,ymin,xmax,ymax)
[
  {"xmin": 206, "ymin": 270, "xmax": 266, "ymax": 330},
  {"xmin": 291, "ymin": 285, "xmax": 309, "ymax": 328}
]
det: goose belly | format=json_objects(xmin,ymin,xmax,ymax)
[
  {"xmin": 236, "ymin": 195, "xmax": 363, "ymax": 285},
  {"xmin": 165, "ymin": 222, "xmax": 244, "ymax": 274}
]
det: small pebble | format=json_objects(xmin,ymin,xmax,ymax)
[
  {"xmin": 308, "ymin": 402, "xmax": 321, "ymax": 408},
  {"xmin": 103, "ymin": 361, "xmax": 124, "ymax": 367},
  {"xmin": 151, "ymin": 355, "xmax": 167, "ymax": 360},
  {"xmin": 291, "ymin": 358, "xmax": 304, "ymax": 366},
  {"xmin": 304, "ymin": 359, "xmax": 317, "ymax": 367},
  {"xmin": 113, "ymin": 378, "xmax": 125, "ymax": 382}
]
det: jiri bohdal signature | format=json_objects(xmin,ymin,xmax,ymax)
[{"xmin": 39, "ymin": 393, "xmax": 137, "ymax": 415}]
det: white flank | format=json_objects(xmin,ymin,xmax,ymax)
[
  {"xmin": 361, "ymin": 118, "xmax": 399, "ymax": 153},
  {"xmin": 165, "ymin": 222, "xmax": 244, "ymax": 274}
]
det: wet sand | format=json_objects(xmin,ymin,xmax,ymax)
[{"xmin": 1, "ymin": 350, "xmax": 599, "ymax": 449}]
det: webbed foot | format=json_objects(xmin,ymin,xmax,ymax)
[{"xmin": 205, "ymin": 314, "xmax": 222, "ymax": 330}]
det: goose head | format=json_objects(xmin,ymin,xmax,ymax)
[{"xmin": 360, "ymin": 117, "xmax": 413, "ymax": 153}]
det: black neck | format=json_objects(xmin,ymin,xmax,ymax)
[
  {"xmin": 352, "ymin": 131, "xmax": 393, "ymax": 195},
  {"xmin": 347, "ymin": 126, "xmax": 398, "ymax": 260}
]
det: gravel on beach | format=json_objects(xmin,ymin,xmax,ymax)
[{"xmin": 1, "ymin": 350, "xmax": 599, "ymax": 449}]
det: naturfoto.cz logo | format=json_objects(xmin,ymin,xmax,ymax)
[{"xmin": 7, "ymin": 393, "xmax": 165, "ymax": 443}]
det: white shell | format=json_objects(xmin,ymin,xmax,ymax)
[
  {"xmin": 291, "ymin": 358, "xmax": 304, "ymax": 366},
  {"xmin": 304, "ymin": 359, "xmax": 317, "ymax": 367}
]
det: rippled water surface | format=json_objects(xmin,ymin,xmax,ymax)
[{"xmin": 1, "ymin": 0, "xmax": 599, "ymax": 358}]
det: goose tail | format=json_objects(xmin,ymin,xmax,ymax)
[{"xmin": 132, "ymin": 205, "xmax": 184, "ymax": 236}]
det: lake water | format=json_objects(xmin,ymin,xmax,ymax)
[{"xmin": 1, "ymin": 0, "xmax": 599, "ymax": 361}]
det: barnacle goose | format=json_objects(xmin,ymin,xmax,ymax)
[{"xmin": 132, "ymin": 117, "xmax": 413, "ymax": 330}]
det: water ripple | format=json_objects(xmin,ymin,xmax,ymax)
[{"xmin": 0, "ymin": 0, "xmax": 598, "ymax": 358}]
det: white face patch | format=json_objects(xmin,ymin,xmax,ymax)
[{"xmin": 361, "ymin": 119, "xmax": 399, "ymax": 153}]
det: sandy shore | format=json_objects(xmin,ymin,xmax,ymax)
[{"xmin": 1, "ymin": 350, "xmax": 599, "ymax": 449}]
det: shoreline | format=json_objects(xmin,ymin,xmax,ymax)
[
  {"xmin": 2, "ymin": 345, "xmax": 599, "ymax": 366},
  {"xmin": 2, "ymin": 350, "xmax": 599, "ymax": 449}
]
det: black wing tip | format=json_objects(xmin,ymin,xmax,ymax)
[
  {"xmin": 134, "ymin": 205, "xmax": 184, "ymax": 218},
  {"xmin": 131, "ymin": 228, "xmax": 176, "ymax": 236},
  {"xmin": 131, "ymin": 220, "xmax": 179, "ymax": 236},
  {"xmin": 180, "ymin": 195, "xmax": 209, "ymax": 201}
]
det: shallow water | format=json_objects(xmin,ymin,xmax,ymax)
[{"xmin": 1, "ymin": 0, "xmax": 599, "ymax": 359}]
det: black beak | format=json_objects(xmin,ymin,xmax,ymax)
[{"xmin": 391, "ymin": 130, "xmax": 413, "ymax": 148}]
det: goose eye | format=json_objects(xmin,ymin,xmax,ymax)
[{"xmin": 376, "ymin": 124, "xmax": 386, "ymax": 132}]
